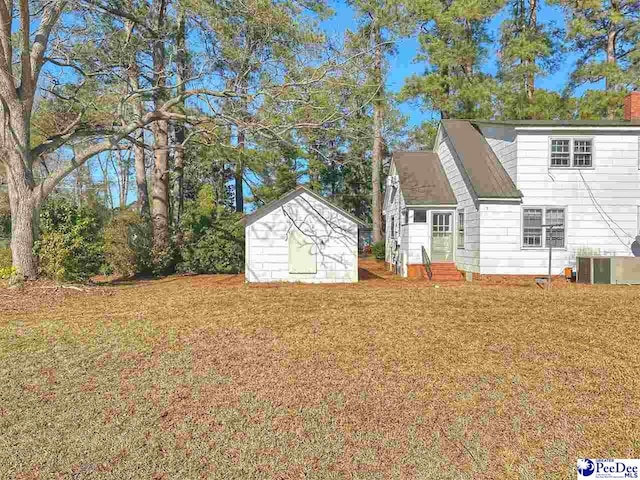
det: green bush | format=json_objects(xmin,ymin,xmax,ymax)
[
  {"xmin": 0, "ymin": 247, "xmax": 11, "ymax": 269},
  {"xmin": 36, "ymin": 198, "xmax": 104, "ymax": 282},
  {"xmin": 0, "ymin": 247, "xmax": 14, "ymax": 280},
  {"xmin": 103, "ymin": 211, "xmax": 153, "ymax": 277},
  {"xmin": 177, "ymin": 185, "xmax": 244, "ymax": 274},
  {"xmin": 372, "ymin": 240, "xmax": 385, "ymax": 260},
  {"xmin": 0, "ymin": 266, "xmax": 15, "ymax": 280}
]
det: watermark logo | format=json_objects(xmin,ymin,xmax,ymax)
[
  {"xmin": 577, "ymin": 459, "xmax": 640, "ymax": 479},
  {"xmin": 577, "ymin": 459, "xmax": 595, "ymax": 477}
]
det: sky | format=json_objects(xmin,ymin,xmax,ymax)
[{"xmin": 321, "ymin": 0, "xmax": 591, "ymax": 128}]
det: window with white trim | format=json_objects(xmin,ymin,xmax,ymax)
[
  {"xmin": 550, "ymin": 138, "xmax": 593, "ymax": 168},
  {"xmin": 457, "ymin": 211, "xmax": 465, "ymax": 249},
  {"xmin": 522, "ymin": 207, "xmax": 566, "ymax": 248},
  {"xmin": 390, "ymin": 216, "xmax": 396, "ymax": 239},
  {"xmin": 402, "ymin": 209, "xmax": 409, "ymax": 225},
  {"xmin": 413, "ymin": 209, "xmax": 427, "ymax": 223}
]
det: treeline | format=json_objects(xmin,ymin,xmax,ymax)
[{"xmin": 0, "ymin": 0, "xmax": 637, "ymax": 282}]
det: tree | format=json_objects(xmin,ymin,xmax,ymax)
[
  {"xmin": 497, "ymin": 0, "xmax": 570, "ymax": 119},
  {"xmin": 201, "ymin": 0, "xmax": 330, "ymax": 213},
  {"xmin": 347, "ymin": 1, "xmax": 410, "ymax": 242},
  {"xmin": 550, "ymin": 0, "xmax": 639, "ymax": 118},
  {"xmin": 0, "ymin": 0, "xmax": 245, "ymax": 278},
  {"xmin": 401, "ymin": 0, "xmax": 503, "ymax": 119}
]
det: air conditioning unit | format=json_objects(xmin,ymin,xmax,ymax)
[{"xmin": 577, "ymin": 256, "xmax": 640, "ymax": 285}]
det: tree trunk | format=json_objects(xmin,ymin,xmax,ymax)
[
  {"xmin": 151, "ymin": 0, "xmax": 169, "ymax": 251},
  {"xmin": 605, "ymin": 25, "xmax": 617, "ymax": 119},
  {"xmin": 371, "ymin": 22, "xmax": 384, "ymax": 244},
  {"xmin": 130, "ymin": 66, "xmax": 149, "ymax": 217},
  {"xmin": 152, "ymin": 119, "xmax": 170, "ymax": 250},
  {"xmin": 124, "ymin": 16, "xmax": 150, "ymax": 217},
  {"xmin": 526, "ymin": 0, "xmax": 537, "ymax": 102},
  {"xmin": 7, "ymin": 168, "xmax": 38, "ymax": 279},
  {"xmin": 235, "ymin": 127, "xmax": 244, "ymax": 213},
  {"xmin": 174, "ymin": 5, "xmax": 186, "ymax": 222}
]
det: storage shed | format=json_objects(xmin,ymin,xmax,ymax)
[{"xmin": 242, "ymin": 186, "xmax": 364, "ymax": 283}]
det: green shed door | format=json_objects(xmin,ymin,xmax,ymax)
[{"xmin": 289, "ymin": 230, "xmax": 317, "ymax": 274}]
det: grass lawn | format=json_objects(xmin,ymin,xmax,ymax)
[{"xmin": 1, "ymin": 260, "xmax": 639, "ymax": 479}]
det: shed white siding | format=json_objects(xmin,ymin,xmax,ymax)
[
  {"xmin": 245, "ymin": 191, "xmax": 359, "ymax": 283},
  {"xmin": 477, "ymin": 130, "xmax": 640, "ymax": 275},
  {"xmin": 438, "ymin": 137, "xmax": 480, "ymax": 273}
]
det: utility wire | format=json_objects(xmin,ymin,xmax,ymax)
[{"xmin": 579, "ymin": 170, "xmax": 633, "ymax": 252}]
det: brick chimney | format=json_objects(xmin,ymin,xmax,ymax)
[{"xmin": 624, "ymin": 92, "xmax": 640, "ymax": 122}]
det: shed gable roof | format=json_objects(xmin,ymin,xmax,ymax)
[
  {"xmin": 393, "ymin": 151, "xmax": 457, "ymax": 206},
  {"xmin": 441, "ymin": 119, "xmax": 521, "ymax": 199},
  {"xmin": 240, "ymin": 186, "xmax": 367, "ymax": 227}
]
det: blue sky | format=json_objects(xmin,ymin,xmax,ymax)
[{"xmin": 322, "ymin": 0, "xmax": 589, "ymax": 128}]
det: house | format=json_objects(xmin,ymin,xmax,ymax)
[
  {"xmin": 384, "ymin": 92, "xmax": 640, "ymax": 279},
  {"xmin": 242, "ymin": 186, "xmax": 364, "ymax": 283}
]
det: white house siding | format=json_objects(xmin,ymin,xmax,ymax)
[
  {"xmin": 478, "ymin": 125, "xmax": 517, "ymax": 183},
  {"xmin": 383, "ymin": 164, "xmax": 409, "ymax": 271},
  {"xmin": 477, "ymin": 131, "xmax": 640, "ymax": 275},
  {"xmin": 437, "ymin": 137, "xmax": 480, "ymax": 273},
  {"xmin": 245, "ymin": 191, "xmax": 358, "ymax": 283},
  {"xmin": 406, "ymin": 209, "xmax": 431, "ymax": 265}
]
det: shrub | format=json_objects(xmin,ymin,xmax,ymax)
[
  {"xmin": 0, "ymin": 247, "xmax": 11, "ymax": 269},
  {"xmin": 103, "ymin": 211, "xmax": 153, "ymax": 277},
  {"xmin": 0, "ymin": 266, "xmax": 15, "ymax": 280},
  {"xmin": 372, "ymin": 240, "xmax": 385, "ymax": 260},
  {"xmin": 36, "ymin": 198, "xmax": 104, "ymax": 282},
  {"xmin": 177, "ymin": 185, "xmax": 244, "ymax": 274}
]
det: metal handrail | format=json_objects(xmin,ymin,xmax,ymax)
[{"xmin": 421, "ymin": 246, "xmax": 433, "ymax": 280}]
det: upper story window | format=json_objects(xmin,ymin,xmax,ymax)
[{"xmin": 550, "ymin": 138, "xmax": 593, "ymax": 168}]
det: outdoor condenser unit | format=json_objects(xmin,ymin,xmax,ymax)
[{"xmin": 577, "ymin": 256, "xmax": 640, "ymax": 285}]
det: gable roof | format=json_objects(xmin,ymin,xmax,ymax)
[
  {"xmin": 240, "ymin": 185, "xmax": 367, "ymax": 227},
  {"xmin": 441, "ymin": 120, "xmax": 522, "ymax": 200},
  {"xmin": 393, "ymin": 151, "xmax": 457, "ymax": 206}
]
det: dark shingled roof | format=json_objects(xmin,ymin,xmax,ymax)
[
  {"xmin": 393, "ymin": 151, "xmax": 457, "ymax": 206},
  {"xmin": 473, "ymin": 119, "xmax": 640, "ymax": 127},
  {"xmin": 441, "ymin": 120, "xmax": 522, "ymax": 199}
]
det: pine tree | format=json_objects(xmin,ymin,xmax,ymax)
[
  {"xmin": 402, "ymin": 0, "xmax": 503, "ymax": 119},
  {"xmin": 497, "ymin": 0, "xmax": 571, "ymax": 119},
  {"xmin": 549, "ymin": 0, "xmax": 639, "ymax": 118}
]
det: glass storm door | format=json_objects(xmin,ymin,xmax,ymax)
[{"xmin": 431, "ymin": 212, "xmax": 453, "ymax": 261}]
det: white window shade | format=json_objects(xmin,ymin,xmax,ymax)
[{"xmin": 288, "ymin": 229, "xmax": 317, "ymax": 274}]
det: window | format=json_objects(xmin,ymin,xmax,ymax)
[
  {"xmin": 390, "ymin": 216, "xmax": 395, "ymax": 239},
  {"xmin": 522, "ymin": 207, "xmax": 566, "ymax": 248},
  {"xmin": 573, "ymin": 140, "xmax": 592, "ymax": 167},
  {"xmin": 550, "ymin": 139, "xmax": 570, "ymax": 167},
  {"xmin": 545, "ymin": 208, "xmax": 565, "ymax": 247},
  {"xmin": 523, "ymin": 208, "xmax": 543, "ymax": 247},
  {"xmin": 550, "ymin": 138, "xmax": 593, "ymax": 168},
  {"xmin": 402, "ymin": 209, "xmax": 409, "ymax": 225},
  {"xmin": 413, "ymin": 209, "xmax": 427, "ymax": 223},
  {"xmin": 457, "ymin": 211, "xmax": 465, "ymax": 249}
]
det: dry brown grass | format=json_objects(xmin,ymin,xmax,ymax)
[{"xmin": 1, "ymin": 259, "xmax": 639, "ymax": 479}]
